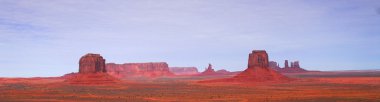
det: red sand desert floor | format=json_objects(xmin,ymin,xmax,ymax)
[{"xmin": 1, "ymin": 71, "xmax": 380, "ymax": 102}]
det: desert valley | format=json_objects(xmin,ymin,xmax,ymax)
[{"xmin": 1, "ymin": 50, "xmax": 380, "ymax": 102}]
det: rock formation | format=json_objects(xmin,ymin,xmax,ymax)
[
  {"xmin": 269, "ymin": 60, "xmax": 307, "ymax": 73},
  {"xmin": 199, "ymin": 50, "xmax": 289, "ymax": 83},
  {"xmin": 79, "ymin": 53, "xmax": 106, "ymax": 74},
  {"xmin": 284, "ymin": 60, "xmax": 289, "ymax": 68},
  {"xmin": 216, "ymin": 69, "xmax": 231, "ymax": 74},
  {"xmin": 169, "ymin": 67, "xmax": 199, "ymax": 75},
  {"xmin": 106, "ymin": 62, "xmax": 174, "ymax": 78},
  {"xmin": 247, "ymin": 51, "xmax": 269, "ymax": 68},
  {"xmin": 199, "ymin": 64, "xmax": 218, "ymax": 76},
  {"xmin": 269, "ymin": 61, "xmax": 281, "ymax": 71},
  {"xmin": 282, "ymin": 60, "xmax": 307, "ymax": 73},
  {"xmin": 233, "ymin": 50, "xmax": 288, "ymax": 81},
  {"xmin": 290, "ymin": 61, "xmax": 300, "ymax": 68},
  {"xmin": 64, "ymin": 53, "xmax": 119, "ymax": 85}
]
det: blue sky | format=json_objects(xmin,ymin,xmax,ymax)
[{"xmin": 0, "ymin": 0, "xmax": 379, "ymax": 77}]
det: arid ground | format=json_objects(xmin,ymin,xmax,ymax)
[{"xmin": 1, "ymin": 71, "xmax": 380, "ymax": 102}]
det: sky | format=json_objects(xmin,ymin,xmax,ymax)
[{"xmin": 0, "ymin": 0, "xmax": 380, "ymax": 77}]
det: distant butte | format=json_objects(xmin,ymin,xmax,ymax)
[
  {"xmin": 199, "ymin": 50, "xmax": 289, "ymax": 83},
  {"xmin": 269, "ymin": 60, "xmax": 308, "ymax": 73},
  {"xmin": 169, "ymin": 67, "xmax": 199, "ymax": 75}
]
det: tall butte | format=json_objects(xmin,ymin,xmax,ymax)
[
  {"xmin": 199, "ymin": 50, "xmax": 288, "ymax": 83},
  {"xmin": 79, "ymin": 53, "xmax": 106, "ymax": 73},
  {"xmin": 233, "ymin": 50, "xmax": 288, "ymax": 81},
  {"xmin": 64, "ymin": 53, "xmax": 119, "ymax": 85}
]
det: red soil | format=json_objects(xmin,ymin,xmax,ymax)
[
  {"xmin": 199, "ymin": 66, "xmax": 289, "ymax": 83},
  {"xmin": 1, "ymin": 74, "xmax": 380, "ymax": 102},
  {"xmin": 63, "ymin": 73, "xmax": 119, "ymax": 85},
  {"xmin": 233, "ymin": 66, "xmax": 289, "ymax": 81}
]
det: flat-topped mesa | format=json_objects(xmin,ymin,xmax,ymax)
[
  {"xmin": 126, "ymin": 62, "xmax": 170, "ymax": 72},
  {"xmin": 79, "ymin": 53, "xmax": 106, "ymax": 74},
  {"xmin": 169, "ymin": 67, "xmax": 199, "ymax": 75},
  {"xmin": 216, "ymin": 69, "xmax": 230, "ymax": 74},
  {"xmin": 248, "ymin": 50, "xmax": 269, "ymax": 68},
  {"xmin": 106, "ymin": 62, "xmax": 174, "ymax": 78}
]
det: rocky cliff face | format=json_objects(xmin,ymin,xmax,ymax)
[
  {"xmin": 169, "ymin": 67, "xmax": 199, "ymax": 75},
  {"xmin": 248, "ymin": 51, "xmax": 269, "ymax": 68},
  {"xmin": 106, "ymin": 62, "xmax": 174, "ymax": 78},
  {"xmin": 79, "ymin": 53, "xmax": 106, "ymax": 74}
]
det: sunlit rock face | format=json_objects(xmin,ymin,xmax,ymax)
[
  {"xmin": 247, "ymin": 50, "xmax": 269, "ymax": 68},
  {"xmin": 79, "ymin": 53, "xmax": 106, "ymax": 74}
]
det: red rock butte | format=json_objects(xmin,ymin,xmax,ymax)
[
  {"xmin": 200, "ymin": 50, "xmax": 289, "ymax": 83},
  {"xmin": 79, "ymin": 53, "xmax": 106, "ymax": 74},
  {"xmin": 233, "ymin": 50, "xmax": 288, "ymax": 81},
  {"xmin": 247, "ymin": 50, "xmax": 269, "ymax": 68},
  {"xmin": 64, "ymin": 53, "xmax": 119, "ymax": 85}
]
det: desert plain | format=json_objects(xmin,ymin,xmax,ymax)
[{"xmin": 1, "ymin": 71, "xmax": 380, "ymax": 102}]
